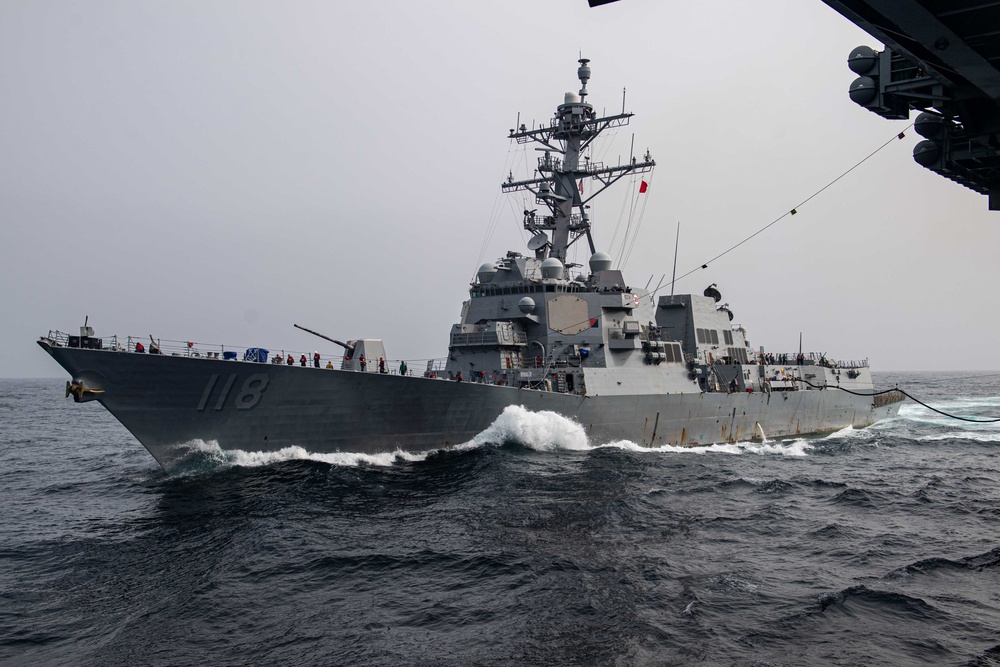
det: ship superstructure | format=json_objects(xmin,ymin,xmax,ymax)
[{"xmin": 38, "ymin": 60, "xmax": 903, "ymax": 471}]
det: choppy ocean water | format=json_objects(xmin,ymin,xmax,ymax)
[{"xmin": 2, "ymin": 372, "xmax": 1000, "ymax": 666}]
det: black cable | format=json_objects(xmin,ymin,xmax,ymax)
[
  {"xmin": 795, "ymin": 377, "xmax": 1000, "ymax": 423},
  {"xmin": 671, "ymin": 125, "xmax": 913, "ymax": 287}
]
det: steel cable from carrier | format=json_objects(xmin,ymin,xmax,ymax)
[{"xmin": 667, "ymin": 124, "xmax": 915, "ymax": 290}]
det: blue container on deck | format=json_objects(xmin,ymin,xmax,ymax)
[
  {"xmin": 222, "ymin": 351, "xmax": 238, "ymax": 361},
  {"xmin": 243, "ymin": 347, "xmax": 269, "ymax": 362}
]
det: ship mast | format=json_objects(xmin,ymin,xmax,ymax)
[{"xmin": 502, "ymin": 59, "xmax": 655, "ymax": 263}]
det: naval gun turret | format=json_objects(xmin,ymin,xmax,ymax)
[{"xmin": 294, "ymin": 323, "xmax": 388, "ymax": 372}]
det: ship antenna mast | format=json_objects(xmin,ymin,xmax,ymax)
[{"xmin": 502, "ymin": 59, "xmax": 655, "ymax": 262}]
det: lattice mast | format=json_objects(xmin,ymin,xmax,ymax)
[{"xmin": 502, "ymin": 59, "xmax": 655, "ymax": 263}]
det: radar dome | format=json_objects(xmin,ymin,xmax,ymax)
[
  {"xmin": 914, "ymin": 112, "xmax": 944, "ymax": 139},
  {"xmin": 477, "ymin": 263, "xmax": 497, "ymax": 283},
  {"xmin": 849, "ymin": 76, "xmax": 877, "ymax": 105},
  {"xmin": 519, "ymin": 296, "xmax": 536, "ymax": 314},
  {"xmin": 913, "ymin": 140, "xmax": 941, "ymax": 167},
  {"xmin": 541, "ymin": 257, "xmax": 564, "ymax": 280},
  {"xmin": 589, "ymin": 252, "xmax": 612, "ymax": 273},
  {"xmin": 847, "ymin": 45, "xmax": 877, "ymax": 75}
]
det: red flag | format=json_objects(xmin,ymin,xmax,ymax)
[{"xmin": 639, "ymin": 180, "xmax": 648, "ymax": 194}]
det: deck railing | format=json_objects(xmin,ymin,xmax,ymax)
[
  {"xmin": 756, "ymin": 351, "xmax": 868, "ymax": 368},
  {"xmin": 41, "ymin": 330, "xmax": 428, "ymax": 376}
]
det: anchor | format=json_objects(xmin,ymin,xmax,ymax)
[{"xmin": 65, "ymin": 379, "xmax": 105, "ymax": 403}]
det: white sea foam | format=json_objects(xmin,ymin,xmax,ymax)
[
  {"xmin": 468, "ymin": 406, "xmax": 812, "ymax": 456},
  {"xmin": 594, "ymin": 439, "xmax": 814, "ymax": 457},
  {"xmin": 174, "ymin": 439, "xmax": 431, "ymax": 470},
  {"xmin": 898, "ymin": 399, "xmax": 1000, "ymax": 422},
  {"xmin": 913, "ymin": 431, "xmax": 1000, "ymax": 443},
  {"xmin": 459, "ymin": 404, "xmax": 591, "ymax": 451},
  {"xmin": 823, "ymin": 424, "xmax": 858, "ymax": 439}
]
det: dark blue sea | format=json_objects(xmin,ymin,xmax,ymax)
[{"xmin": 3, "ymin": 372, "xmax": 1000, "ymax": 666}]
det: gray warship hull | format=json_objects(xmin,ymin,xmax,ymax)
[{"xmin": 40, "ymin": 341, "xmax": 901, "ymax": 471}]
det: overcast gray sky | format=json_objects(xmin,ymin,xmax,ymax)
[{"xmin": 2, "ymin": 0, "xmax": 996, "ymax": 378}]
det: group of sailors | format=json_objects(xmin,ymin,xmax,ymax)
[
  {"xmin": 758, "ymin": 352, "xmax": 807, "ymax": 365},
  {"xmin": 268, "ymin": 351, "xmax": 411, "ymax": 375},
  {"xmin": 270, "ymin": 351, "xmax": 332, "ymax": 368},
  {"xmin": 257, "ymin": 349, "xmax": 414, "ymax": 375},
  {"xmin": 341, "ymin": 353, "xmax": 408, "ymax": 375}
]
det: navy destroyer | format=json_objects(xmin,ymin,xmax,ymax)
[{"xmin": 38, "ymin": 59, "xmax": 904, "ymax": 471}]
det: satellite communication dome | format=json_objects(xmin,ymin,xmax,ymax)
[
  {"xmin": 849, "ymin": 76, "xmax": 877, "ymax": 105},
  {"xmin": 913, "ymin": 140, "xmax": 941, "ymax": 167},
  {"xmin": 847, "ymin": 45, "xmax": 877, "ymax": 74},
  {"xmin": 914, "ymin": 111, "xmax": 944, "ymax": 139},
  {"xmin": 541, "ymin": 257, "xmax": 564, "ymax": 280},
  {"xmin": 519, "ymin": 296, "xmax": 536, "ymax": 314},
  {"xmin": 589, "ymin": 251, "xmax": 612, "ymax": 273},
  {"xmin": 477, "ymin": 263, "xmax": 497, "ymax": 283}
]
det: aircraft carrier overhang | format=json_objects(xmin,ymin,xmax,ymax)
[
  {"xmin": 588, "ymin": 0, "xmax": 1000, "ymax": 210},
  {"xmin": 824, "ymin": 0, "xmax": 1000, "ymax": 210}
]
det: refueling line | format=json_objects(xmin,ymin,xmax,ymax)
[{"xmin": 795, "ymin": 377, "xmax": 1000, "ymax": 423}]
